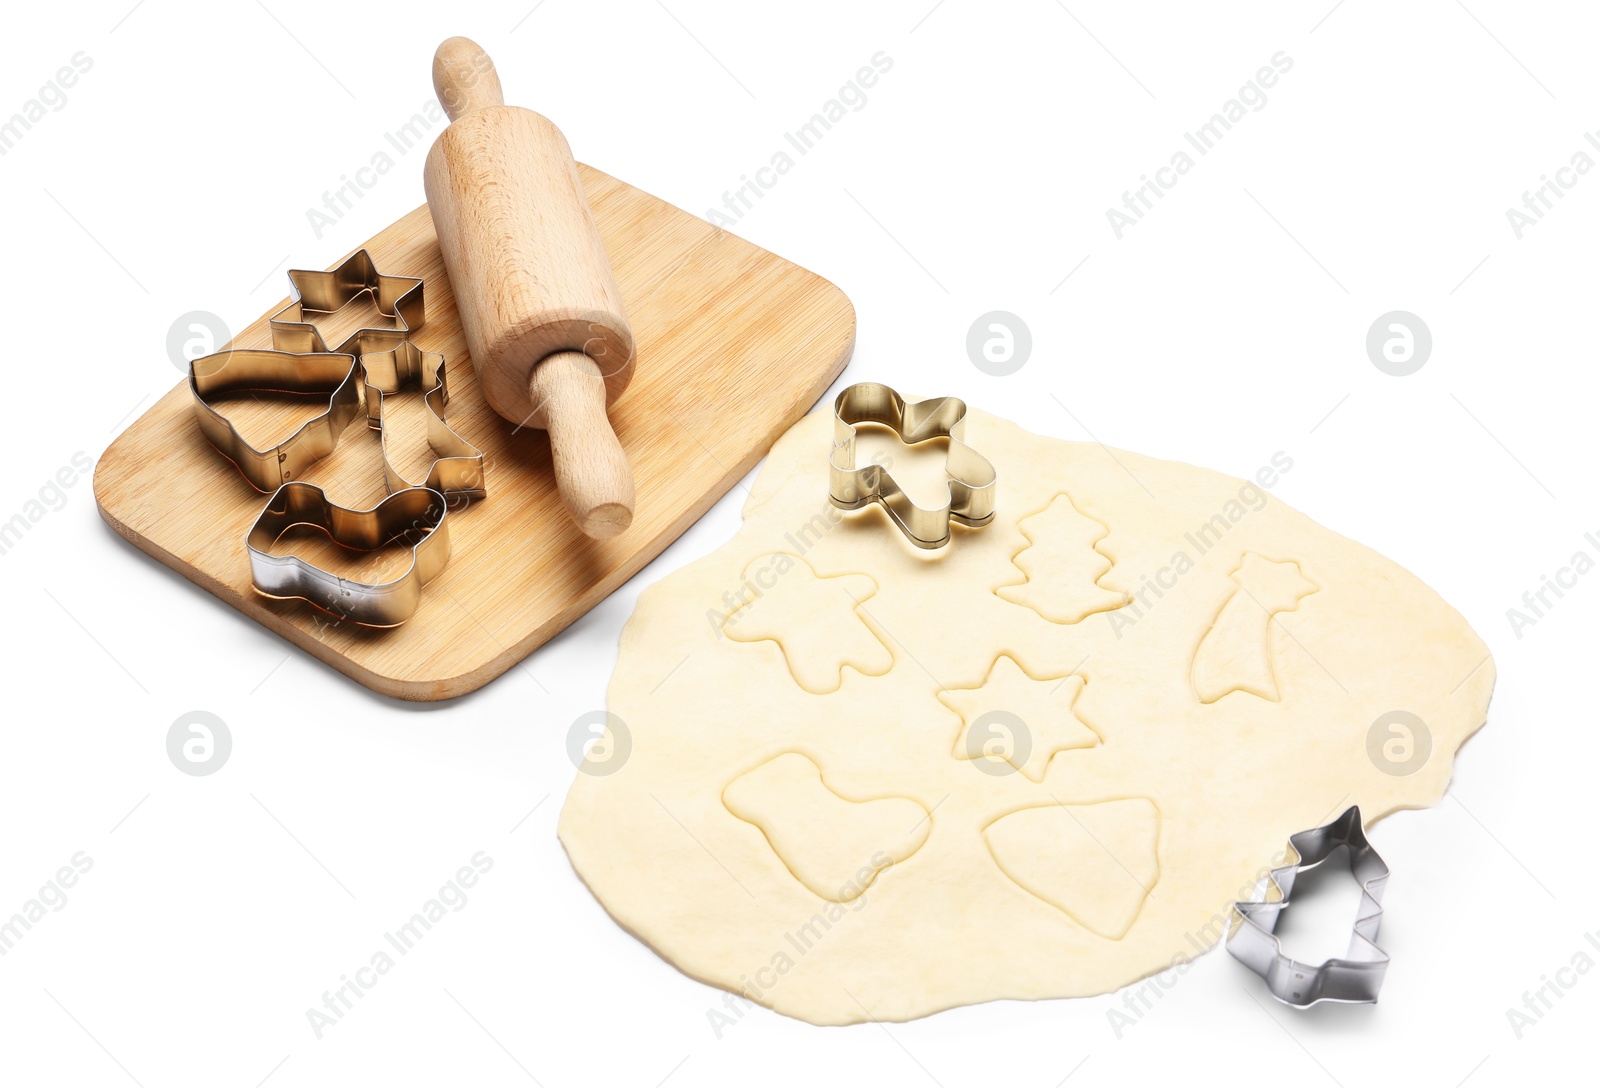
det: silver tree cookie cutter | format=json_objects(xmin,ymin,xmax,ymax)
[{"xmin": 1228, "ymin": 805, "xmax": 1391, "ymax": 1007}]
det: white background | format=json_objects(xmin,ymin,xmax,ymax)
[{"xmin": 1, "ymin": 0, "xmax": 1594, "ymax": 1084}]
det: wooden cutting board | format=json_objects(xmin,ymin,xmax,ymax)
[{"xmin": 94, "ymin": 165, "xmax": 855, "ymax": 700}]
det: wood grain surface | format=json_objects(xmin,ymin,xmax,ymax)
[{"xmin": 93, "ymin": 164, "xmax": 855, "ymax": 700}]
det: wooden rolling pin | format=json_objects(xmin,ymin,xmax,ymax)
[{"xmin": 424, "ymin": 36, "xmax": 637, "ymax": 539}]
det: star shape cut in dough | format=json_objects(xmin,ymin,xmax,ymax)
[{"xmin": 938, "ymin": 655, "xmax": 1100, "ymax": 781}]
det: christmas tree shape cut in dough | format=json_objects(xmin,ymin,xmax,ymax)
[
  {"xmin": 721, "ymin": 553, "xmax": 892, "ymax": 694},
  {"xmin": 937, "ymin": 655, "xmax": 1100, "ymax": 781},
  {"xmin": 724, "ymin": 752, "xmax": 930, "ymax": 902},
  {"xmin": 983, "ymin": 798, "xmax": 1160, "ymax": 939},
  {"xmin": 996, "ymin": 492, "xmax": 1129, "ymax": 624},
  {"xmin": 1192, "ymin": 552, "xmax": 1318, "ymax": 703}
]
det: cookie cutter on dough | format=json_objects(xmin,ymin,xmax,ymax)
[
  {"xmin": 361, "ymin": 341, "xmax": 486, "ymax": 506},
  {"xmin": 189, "ymin": 348, "xmax": 362, "ymax": 493},
  {"xmin": 270, "ymin": 248, "xmax": 425, "ymax": 356},
  {"xmin": 246, "ymin": 482, "xmax": 451, "ymax": 628},
  {"xmin": 828, "ymin": 382, "xmax": 997, "ymax": 549},
  {"xmin": 1228, "ymin": 805, "xmax": 1390, "ymax": 1007}
]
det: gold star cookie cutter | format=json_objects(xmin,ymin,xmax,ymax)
[
  {"xmin": 270, "ymin": 248, "xmax": 425, "ymax": 356},
  {"xmin": 828, "ymin": 382, "xmax": 997, "ymax": 549}
]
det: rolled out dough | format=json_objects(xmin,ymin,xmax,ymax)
[{"xmin": 558, "ymin": 402, "xmax": 1493, "ymax": 1025}]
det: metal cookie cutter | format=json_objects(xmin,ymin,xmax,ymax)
[
  {"xmin": 1228, "ymin": 806, "xmax": 1391, "ymax": 1007},
  {"xmin": 247, "ymin": 482, "xmax": 450, "ymax": 628},
  {"xmin": 270, "ymin": 248, "xmax": 425, "ymax": 356},
  {"xmin": 189, "ymin": 349, "xmax": 362, "ymax": 492},
  {"xmin": 829, "ymin": 382, "xmax": 997, "ymax": 549},
  {"xmin": 361, "ymin": 342, "xmax": 486, "ymax": 506}
]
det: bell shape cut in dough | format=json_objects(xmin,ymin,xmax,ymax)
[
  {"xmin": 983, "ymin": 798, "xmax": 1160, "ymax": 939},
  {"xmin": 721, "ymin": 553, "xmax": 892, "ymax": 694},
  {"xmin": 723, "ymin": 753, "xmax": 929, "ymax": 902},
  {"xmin": 996, "ymin": 492, "xmax": 1129, "ymax": 624}
]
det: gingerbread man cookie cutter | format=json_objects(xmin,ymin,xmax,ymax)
[
  {"xmin": 828, "ymin": 382, "xmax": 997, "ymax": 549},
  {"xmin": 270, "ymin": 248, "xmax": 425, "ymax": 356},
  {"xmin": 360, "ymin": 341, "xmax": 486, "ymax": 506},
  {"xmin": 1228, "ymin": 805, "xmax": 1391, "ymax": 1007},
  {"xmin": 247, "ymin": 482, "xmax": 450, "ymax": 628}
]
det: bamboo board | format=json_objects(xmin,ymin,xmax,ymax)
[{"xmin": 94, "ymin": 165, "xmax": 855, "ymax": 700}]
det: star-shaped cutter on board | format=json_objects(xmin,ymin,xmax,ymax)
[
  {"xmin": 270, "ymin": 248, "xmax": 425, "ymax": 356},
  {"xmin": 827, "ymin": 382, "xmax": 997, "ymax": 549},
  {"xmin": 1227, "ymin": 805, "xmax": 1390, "ymax": 1007},
  {"xmin": 360, "ymin": 342, "xmax": 486, "ymax": 507}
]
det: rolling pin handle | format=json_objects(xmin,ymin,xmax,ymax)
[
  {"xmin": 529, "ymin": 352, "xmax": 635, "ymax": 540},
  {"xmin": 433, "ymin": 36, "xmax": 505, "ymax": 121}
]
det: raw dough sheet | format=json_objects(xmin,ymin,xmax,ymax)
[{"xmin": 559, "ymin": 402, "xmax": 1493, "ymax": 1025}]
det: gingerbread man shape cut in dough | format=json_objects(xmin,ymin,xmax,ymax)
[{"xmin": 721, "ymin": 552, "xmax": 892, "ymax": 694}]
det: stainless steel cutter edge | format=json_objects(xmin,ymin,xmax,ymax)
[
  {"xmin": 246, "ymin": 482, "xmax": 450, "ymax": 628},
  {"xmin": 360, "ymin": 341, "xmax": 486, "ymax": 505},
  {"xmin": 827, "ymin": 382, "xmax": 997, "ymax": 549},
  {"xmin": 1227, "ymin": 805, "xmax": 1391, "ymax": 1008},
  {"xmin": 189, "ymin": 348, "xmax": 362, "ymax": 493},
  {"xmin": 269, "ymin": 248, "xmax": 425, "ymax": 357}
]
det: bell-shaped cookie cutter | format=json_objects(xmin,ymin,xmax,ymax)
[
  {"xmin": 1228, "ymin": 805, "xmax": 1390, "ymax": 1007},
  {"xmin": 360, "ymin": 342, "xmax": 486, "ymax": 506},
  {"xmin": 189, "ymin": 348, "xmax": 362, "ymax": 493},
  {"xmin": 828, "ymin": 382, "xmax": 997, "ymax": 549},
  {"xmin": 270, "ymin": 248, "xmax": 425, "ymax": 356},
  {"xmin": 246, "ymin": 482, "xmax": 451, "ymax": 628}
]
